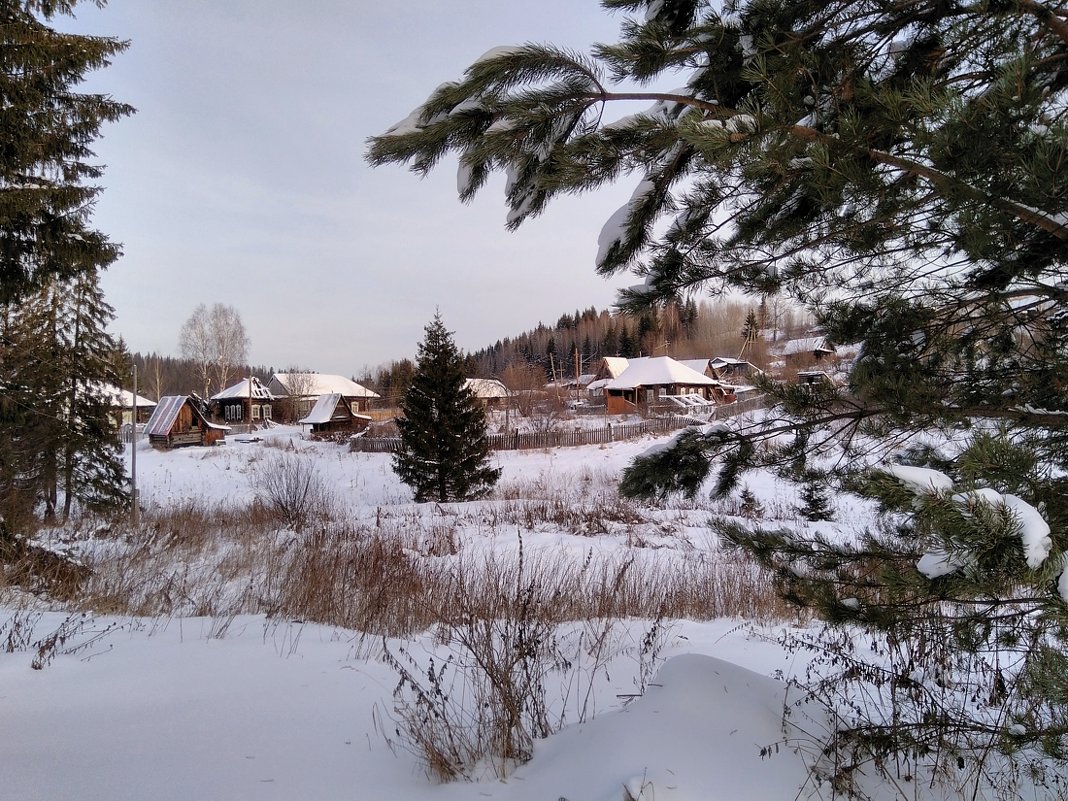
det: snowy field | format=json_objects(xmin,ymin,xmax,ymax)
[{"xmin": 0, "ymin": 424, "xmax": 990, "ymax": 800}]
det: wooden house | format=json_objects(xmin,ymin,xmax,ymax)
[
  {"xmin": 601, "ymin": 356, "xmax": 722, "ymax": 414},
  {"xmin": 268, "ymin": 373, "xmax": 380, "ymax": 421},
  {"xmin": 463, "ymin": 378, "xmax": 512, "ymax": 408},
  {"xmin": 210, "ymin": 377, "xmax": 278, "ymax": 425},
  {"xmin": 145, "ymin": 395, "xmax": 229, "ymax": 449},
  {"xmin": 586, "ymin": 357, "xmax": 646, "ymax": 400},
  {"xmin": 97, "ymin": 383, "xmax": 157, "ymax": 427},
  {"xmin": 779, "ymin": 336, "xmax": 836, "ymax": 367},
  {"xmin": 298, "ymin": 393, "xmax": 372, "ymax": 436}
]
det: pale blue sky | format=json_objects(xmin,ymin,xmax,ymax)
[{"xmin": 62, "ymin": 1, "xmax": 646, "ymax": 375}]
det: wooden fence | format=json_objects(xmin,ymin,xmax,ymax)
[{"xmin": 350, "ymin": 395, "xmax": 766, "ymax": 454}]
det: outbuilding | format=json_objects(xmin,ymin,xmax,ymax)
[
  {"xmin": 144, "ymin": 395, "xmax": 229, "ymax": 449},
  {"xmin": 298, "ymin": 393, "xmax": 372, "ymax": 436}
]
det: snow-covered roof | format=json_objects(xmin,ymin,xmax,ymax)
[
  {"xmin": 464, "ymin": 378, "xmax": 510, "ymax": 399},
  {"xmin": 211, "ymin": 376, "xmax": 277, "ymax": 401},
  {"xmin": 600, "ymin": 357, "xmax": 631, "ymax": 379},
  {"xmin": 678, "ymin": 359, "xmax": 712, "ymax": 375},
  {"xmin": 272, "ymin": 373, "xmax": 380, "ymax": 399},
  {"xmin": 779, "ymin": 337, "xmax": 834, "ymax": 356},
  {"xmin": 298, "ymin": 393, "xmax": 372, "ymax": 426},
  {"xmin": 605, "ymin": 357, "xmax": 717, "ymax": 390},
  {"xmin": 299, "ymin": 393, "xmax": 342, "ymax": 425},
  {"xmin": 94, "ymin": 382, "xmax": 156, "ymax": 409}
]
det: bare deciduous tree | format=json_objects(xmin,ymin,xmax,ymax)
[
  {"xmin": 277, "ymin": 368, "xmax": 318, "ymax": 422},
  {"xmin": 178, "ymin": 303, "xmax": 249, "ymax": 398},
  {"xmin": 209, "ymin": 304, "xmax": 249, "ymax": 394}
]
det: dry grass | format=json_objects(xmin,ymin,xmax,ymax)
[
  {"xmin": 0, "ymin": 463, "xmax": 807, "ymax": 784},
  {"xmin": 3, "ymin": 462, "xmax": 800, "ymax": 631}
]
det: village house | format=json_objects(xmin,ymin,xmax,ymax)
[
  {"xmin": 601, "ymin": 356, "xmax": 725, "ymax": 414},
  {"xmin": 97, "ymin": 383, "xmax": 157, "ymax": 427},
  {"xmin": 463, "ymin": 378, "xmax": 511, "ymax": 408},
  {"xmin": 210, "ymin": 376, "xmax": 278, "ymax": 425},
  {"xmin": 267, "ymin": 373, "xmax": 380, "ymax": 421},
  {"xmin": 777, "ymin": 336, "xmax": 836, "ymax": 367}
]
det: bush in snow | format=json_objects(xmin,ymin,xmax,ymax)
[{"xmin": 249, "ymin": 452, "xmax": 335, "ymax": 530}]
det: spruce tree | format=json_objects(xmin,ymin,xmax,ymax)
[
  {"xmin": 0, "ymin": 1, "xmax": 132, "ymax": 302},
  {"xmin": 370, "ymin": 0, "xmax": 1068, "ymax": 789},
  {"xmin": 0, "ymin": 0, "xmax": 131, "ymax": 542},
  {"xmin": 393, "ymin": 314, "xmax": 501, "ymax": 503},
  {"xmin": 60, "ymin": 273, "xmax": 128, "ymax": 517}
]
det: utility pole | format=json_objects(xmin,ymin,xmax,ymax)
[
  {"xmin": 131, "ymin": 364, "xmax": 139, "ymax": 527},
  {"xmin": 574, "ymin": 347, "xmax": 581, "ymax": 406}
]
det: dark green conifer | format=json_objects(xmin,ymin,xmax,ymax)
[
  {"xmin": 393, "ymin": 314, "xmax": 501, "ymax": 503},
  {"xmin": 0, "ymin": 0, "xmax": 132, "ymax": 539}
]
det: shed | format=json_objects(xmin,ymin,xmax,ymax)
[
  {"xmin": 145, "ymin": 395, "xmax": 229, "ymax": 449},
  {"xmin": 298, "ymin": 393, "xmax": 372, "ymax": 436}
]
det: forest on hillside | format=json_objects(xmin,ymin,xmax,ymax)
[{"xmin": 359, "ymin": 298, "xmax": 814, "ymax": 405}]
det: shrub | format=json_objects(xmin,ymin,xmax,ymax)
[{"xmin": 248, "ymin": 452, "xmax": 335, "ymax": 530}]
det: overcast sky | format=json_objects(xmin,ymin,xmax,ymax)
[{"xmin": 61, "ymin": 1, "xmax": 649, "ymax": 377}]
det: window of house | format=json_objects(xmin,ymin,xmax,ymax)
[
  {"xmin": 262, "ymin": 405, "xmax": 272, "ymax": 420},
  {"xmin": 252, "ymin": 404, "xmax": 261, "ymax": 420}
]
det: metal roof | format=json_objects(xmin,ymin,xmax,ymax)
[
  {"xmin": 298, "ymin": 393, "xmax": 342, "ymax": 425},
  {"xmin": 144, "ymin": 395, "xmax": 187, "ymax": 437}
]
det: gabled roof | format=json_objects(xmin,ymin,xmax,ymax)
[
  {"xmin": 211, "ymin": 376, "xmax": 276, "ymax": 401},
  {"xmin": 605, "ymin": 356, "xmax": 717, "ymax": 390},
  {"xmin": 271, "ymin": 373, "xmax": 380, "ymax": 399},
  {"xmin": 298, "ymin": 393, "xmax": 373, "ymax": 426},
  {"xmin": 94, "ymin": 382, "xmax": 156, "ymax": 409},
  {"xmin": 464, "ymin": 378, "xmax": 511, "ymax": 399},
  {"xmin": 678, "ymin": 358, "xmax": 712, "ymax": 375},
  {"xmin": 145, "ymin": 395, "xmax": 228, "ymax": 437},
  {"xmin": 144, "ymin": 396, "xmax": 187, "ymax": 437},
  {"xmin": 298, "ymin": 393, "xmax": 342, "ymax": 425},
  {"xmin": 779, "ymin": 337, "xmax": 834, "ymax": 356},
  {"xmin": 600, "ymin": 356, "xmax": 631, "ymax": 379}
]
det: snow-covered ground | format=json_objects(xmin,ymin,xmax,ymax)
[
  {"xmin": 0, "ymin": 424, "xmax": 993, "ymax": 800},
  {"xmin": 1, "ymin": 610, "xmax": 828, "ymax": 801}
]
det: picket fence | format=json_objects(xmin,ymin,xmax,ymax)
[{"xmin": 349, "ymin": 395, "xmax": 766, "ymax": 454}]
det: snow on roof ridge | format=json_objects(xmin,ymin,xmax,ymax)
[
  {"xmin": 272, "ymin": 372, "xmax": 380, "ymax": 399},
  {"xmin": 605, "ymin": 356, "xmax": 717, "ymax": 390}
]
